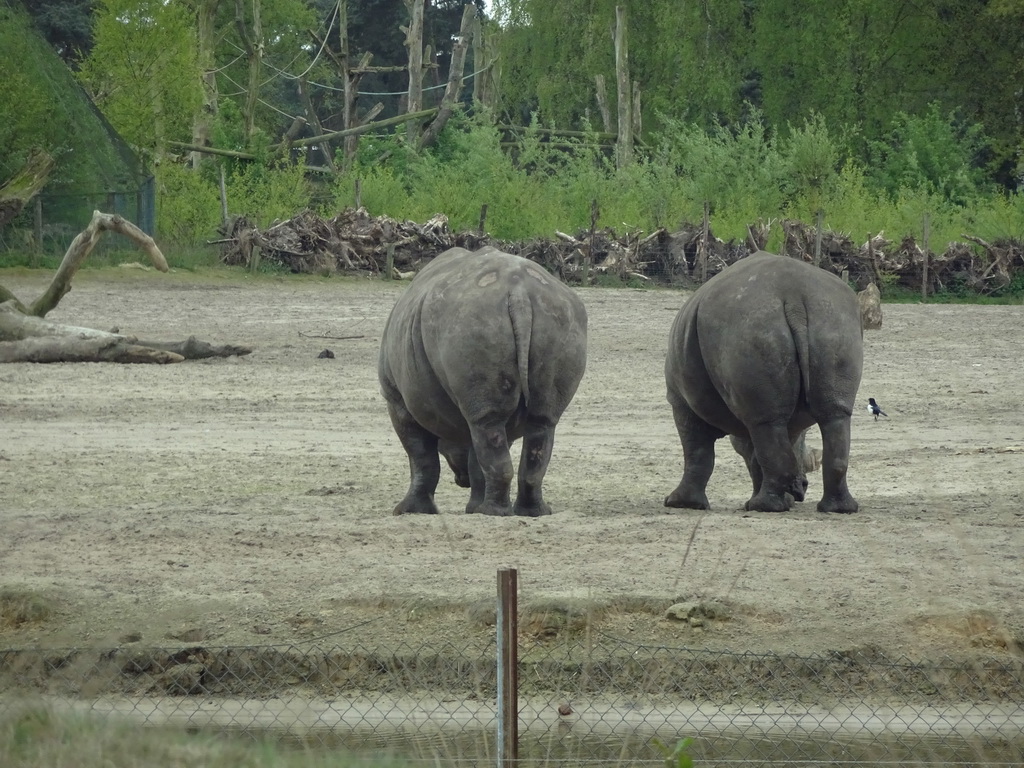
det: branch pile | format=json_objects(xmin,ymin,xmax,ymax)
[{"xmin": 218, "ymin": 209, "xmax": 1024, "ymax": 293}]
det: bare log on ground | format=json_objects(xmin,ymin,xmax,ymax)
[
  {"xmin": 0, "ymin": 211, "xmax": 252, "ymax": 364},
  {"xmin": 0, "ymin": 302, "xmax": 252, "ymax": 364}
]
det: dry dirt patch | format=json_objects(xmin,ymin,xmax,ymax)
[{"xmin": 1, "ymin": 269, "xmax": 1022, "ymax": 672}]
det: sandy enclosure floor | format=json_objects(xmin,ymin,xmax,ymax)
[{"xmin": 1, "ymin": 268, "xmax": 1022, "ymax": 661}]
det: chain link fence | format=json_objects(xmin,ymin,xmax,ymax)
[
  {"xmin": 2, "ymin": 619, "xmax": 1022, "ymax": 766},
  {"xmin": 0, "ymin": 182, "xmax": 155, "ymax": 258}
]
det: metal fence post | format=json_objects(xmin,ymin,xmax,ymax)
[{"xmin": 496, "ymin": 567, "xmax": 519, "ymax": 768}]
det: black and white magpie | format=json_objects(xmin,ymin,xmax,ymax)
[{"xmin": 867, "ymin": 397, "xmax": 888, "ymax": 421}]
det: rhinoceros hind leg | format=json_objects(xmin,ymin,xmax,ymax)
[
  {"xmin": 387, "ymin": 401, "xmax": 441, "ymax": 515},
  {"xmin": 816, "ymin": 417, "xmax": 858, "ymax": 514},
  {"xmin": 665, "ymin": 400, "xmax": 718, "ymax": 510},
  {"xmin": 464, "ymin": 447, "xmax": 505, "ymax": 515},
  {"xmin": 742, "ymin": 424, "xmax": 801, "ymax": 512},
  {"xmin": 464, "ymin": 424, "xmax": 514, "ymax": 515},
  {"xmin": 512, "ymin": 421, "xmax": 555, "ymax": 516}
]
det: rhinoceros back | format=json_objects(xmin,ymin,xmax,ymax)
[{"xmin": 379, "ymin": 247, "xmax": 587, "ymax": 442}]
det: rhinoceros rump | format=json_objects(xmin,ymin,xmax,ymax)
[
  {"xmin": 379, "ymin": 247, "xmax": 588, "ymax": 516},
  {"xmin": 665, "ymin": 252, "xmax": 863, "ymax": 513}
]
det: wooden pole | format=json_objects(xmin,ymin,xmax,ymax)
[
  {"xmin": 496, "ymin": 568, "xmax": 519, "ymax": 768},
  {"xmin": 478, "ymin": 204, "xmax": 488, "ymax": 235},
  {"xmin": 813, "ymin": 209, "xmax": 824, "ymax": 266},
  {"xmin": 700, "ymin": 200, "xmax": 710, "ymax": 283},
  {"xmin": 584, "ymin": 199, "xmax": 599, "ymax": 286},
  {"xmin": 922, "ymin": 212, "xmax": 930, "ymax": 300},
  {"xmin": 354, "ymin": 178, "xmax": 362, "ymax": 209},
  {"xmin": 385, "ymin": 243, "xmax": 395, "ymax": 281},
  {"xmin": 32, "ymin": 197, "xmax": 43, "ymax": 266},
  {"xmin": 218, "ymin": 165, "xmax": 229, "ymax": 229}
]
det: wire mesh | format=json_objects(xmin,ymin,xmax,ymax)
[{"xmin": 1, "ymin": 622, "xmax": 1022, "ymax": 766}]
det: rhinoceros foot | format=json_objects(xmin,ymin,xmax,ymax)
[
  {"xmin": 744, "ymin": 489, "xmax": 794, "ymax": 512},
  {"xmin": 392, "ymin": 496, "xmax": 440, "ymax": 515},
  {"xmin": 816, "ymin": 492, "xmax": 859, "ymax": 514},
  {"xmin": 513, "ymin": 499, "xmax": 552, "ymax": 517},
  {"xmin": 664, "ymin": 485, "xmax": 710, "ymax": 510},
  {"xmin": 789, "ymin": 476, "xmax": 809, "ymax": 502},
  {"xmin": 466, "ymin": 499, "xmax": 513, "ymax": 516}
]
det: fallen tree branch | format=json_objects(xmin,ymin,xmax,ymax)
[
  {"xmin": 298, "ymin": 331, "xmax": 365, "ymax": 340},
  {"xmin": 27, "ymin": 211, "xmax": 169, "ymax": 318},
  {"xmin": 0, "ymin": 302, "xmax": 252, "ymax": 364}
]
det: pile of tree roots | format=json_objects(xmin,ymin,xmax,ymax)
[{"xmin": 219, "ymin": 209, "xmax": 1023, "ymax": 294}]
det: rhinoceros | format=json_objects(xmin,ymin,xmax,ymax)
[
  {"xmin": 664, "ymin": 251, "xmax": 863, "ymax": 513},
  {"xmin": 379, "ymin": 246, "xmax": 588, "ymax": 516}
]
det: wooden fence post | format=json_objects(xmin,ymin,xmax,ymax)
[
  {"xmin": 813, "ymin": 209, "xmax": 824, "ymax": 266},
  {"xmin": 384, "ymin": 243, "xmax": 395, "ymax": 281},
  {"xmin": 922, "ymin": 212, "xmax": 930, "ymax": 300},
  {"xmin": 700, "ymin": 200, "xmax": 710, "ymax": 283},
  {"xmin": 584, "ymin": 199, "xmax": 599, "ymax": 286},
  {"xmin": 219, "ymin": 165, "xmax": 229, "ymax": 229},
  {"xmin": 496, "ymin": 568, "xmax": 519, "ymax": 768},
  {"xmin": 479, "ymin": 204, "xmax": 489, "ymax": 235}
]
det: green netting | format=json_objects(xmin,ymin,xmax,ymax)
[{"xmin": 0, "ymin": 0, "xmax": 153, "ymax": 252}]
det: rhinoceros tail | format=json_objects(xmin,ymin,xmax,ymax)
[
  {"xmin": 507, "ymin": 284, "xmax": 533, "ymax": 408},
  {"xmin": 784, "ymin": 300, "xmax": 813, "ymax": 401}
]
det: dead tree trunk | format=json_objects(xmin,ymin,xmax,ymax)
[
  {"xmin": 404, "ymin": 0, "xmax": 425, "ymax": 146},
  {"xmin": 419, "ymin": 4, "xmax": 477, "ymax": 150}
]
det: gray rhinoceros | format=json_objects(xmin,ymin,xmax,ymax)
[
  {"xmin": 664, "ymin": 251, "xmax": 863, "ymax": 513},
  {"xmin": 379, "ymin": 246, "xmax": 588, "ymax": 516}
]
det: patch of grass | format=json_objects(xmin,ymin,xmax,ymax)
[
  {"xmin": 0, "ymin": 704, "xmax": 408, "ymax": 768},
  {"xmin": 0, "ymin": 588, "xmax": 55, "ymax": 629}
]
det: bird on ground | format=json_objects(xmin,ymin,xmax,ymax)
[{"xmin": 867, "ymin": 397, "xmax": 888, "ymax": 421}]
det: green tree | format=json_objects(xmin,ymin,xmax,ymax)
[
  {"xmin": 749, "ymin": 0, "xmax": 1022, "ymax": 186},
  {"xmin": 492, "ymin": 0, "xmax": 747, "ymax": 133},
  {"xmin": 79, "ymin": 0, "xmax": 203, "ymax": 157}
]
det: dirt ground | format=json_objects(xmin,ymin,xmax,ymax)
[{"xmin": 1, "ymin": 267, "xmax": 1022, "ymax": 665}]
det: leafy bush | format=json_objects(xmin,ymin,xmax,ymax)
[
  {"xmin": 227, "ymin": 159, "xmax": 310, "ymax": 228},
  {"xmin": 155, "ymin": 163, "xmax": 221, "ymax": 245}
]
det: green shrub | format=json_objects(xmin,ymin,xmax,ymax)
[
  {"xmin": 155, "ymin": 163, "xmax": 221, "ymax": 245},
  {"xmin": 227, "ymin": 159, "xmax": 311, "ymax": 228}
]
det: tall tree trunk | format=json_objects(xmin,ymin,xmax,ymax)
[
  {"xmin": 235, "ymin": 0, "xmax": 263, "ymax": 142},
  {"xmin": 191, "ymin": 0, "xmax": 222, "ymax": 168},
  {"xmin": 338, "ymin": 0, "xmax": 361, "ymax": 169},
  {"xmin": 614, "ymin": 6, "xmax": 633, "ymax": 169},
  {"xmin": 404, "ymin": 0, "xmax": 425, "ymax": 146}
]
